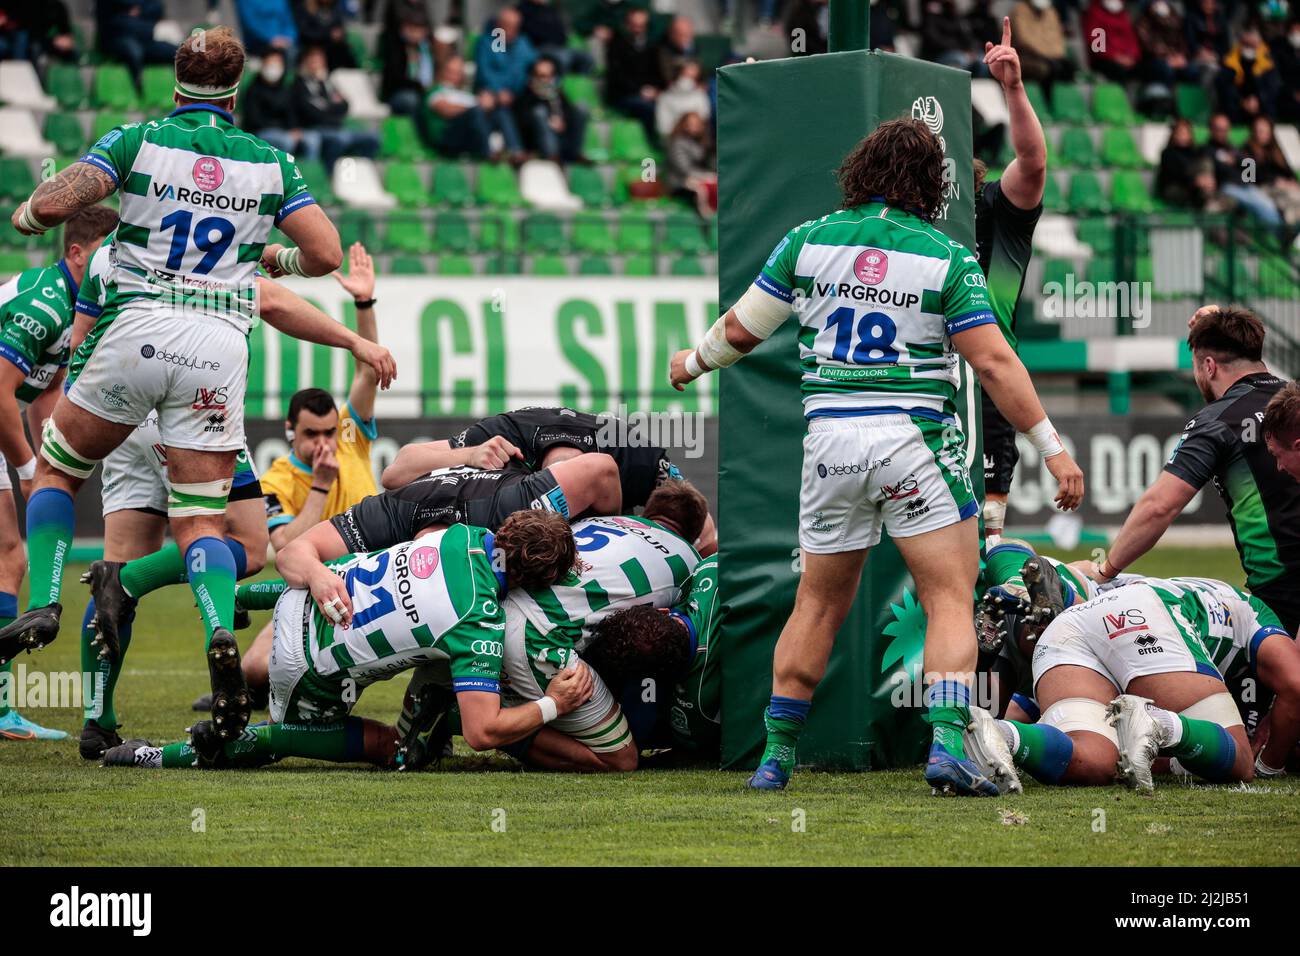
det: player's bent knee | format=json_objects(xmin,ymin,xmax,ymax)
[
  {"xmin": 40, "ymin": 418, "xmax": 100, "ymax": 480},
  {"xmin": 599, "ymin": 742, "xmax": 639, "ymax": 772},
  {"xmin": 1064, "ymin": 733, "xmax": 1121, "ymax": 786}
]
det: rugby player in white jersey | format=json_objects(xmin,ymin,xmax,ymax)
[
  {"xmin": 670, "ymin": 118, "xmax": 1084, "ymax": 795},
  {"xmin": 3, "ymin": 26, "xmax": 345, "ymax": 747}
]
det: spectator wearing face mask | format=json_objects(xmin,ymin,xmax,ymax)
[
  {"xmin": 244, "ymin": 49, "xmax": 307, "ymax": 157},
  {"xmin": 1217, "ymin": 24, "xmax": 1279, "ymax": 122},
  {"xmin": 1008, "ymin": 0, "xmax": 1075, "ymax": 90},
  {"xmin": 514, "ymin": 55, "xmax": 587, "ymax": 163},
  {"xmin": 291, "ymin": 43, "xmax": 381, "ymax": 169},
  {"xmin": 1137, "ymin": 0, "xmax": 1201, "ymax": 88},
  {"xmin": 1081, "ymin": 0, "xmax": 1141, "ymax": 81},
  {"xmin": 656, "ymin": 60, "xmax": 711, "ymax": 138}
]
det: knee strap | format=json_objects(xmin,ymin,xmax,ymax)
[
  {"xmin": 167, "ymin": 479, "xmax": 232, "ymax": 518},
  {"xmin": 1041, "ymin": 696, "xmax": 1118, "ymax": 746},
  {"xmin": 40, "ymin": 419, "xmax": 99, "ymax": 480},
  {"xmin": 1182, "ymin": 691, "xmax": 1244, "ymax": 730}
]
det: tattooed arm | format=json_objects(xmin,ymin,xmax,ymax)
[{"xmin": 12, "ymin": 163, "xmax": 118, "ymax": 235}]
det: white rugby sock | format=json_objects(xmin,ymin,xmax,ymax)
[
  {"xmin": 1145, "ymin": 703, "xmax": 1182, "ymax": 746},
  {"xmin": 997, "ymin": 719, "xmax": 1019, "ymax": 752}
]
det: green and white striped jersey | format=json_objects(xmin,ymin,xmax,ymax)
[
  {"xmin": 670, "ymin": 555, "xmax": 724, "ymax": 753},
  {"xmin": 1138, "ymin": 577, "xmax": 1289, "ymax": 683},
  {"xmin": 504, "ymin": 515, "xmax": 698, "ymax": 691},
  {"xmin": 291, "ymin": 525, "xmax": 507, "ymax": 716},
  {"xmin": 755, "ymin": 201, "xmax": 994, "ymax": 421},
  {"xmin": 79, "ymin": 103, "xmax": 313, "ymax": 330},
  {"xmin": 0, "ymin": 260, "xmax": 77, "ymax": 403}
]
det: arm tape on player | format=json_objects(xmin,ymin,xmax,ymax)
[
  {"xmin": 18, "ymin": 202, "xmax": 51, "ymax": 236},
  {"xmin": 693, "ymin": 315, "xmax": 743, "ymax": 372},
  {"xmin": 274, "ymin": 246, "xmax": 310, "ymax": 277},
  {"xmin": 1024, "ymin": 417, "xmax": 1066, "ymax": 459},
  {"xmin": 732, "ymin": 283, "xmax": 794, "ymax": 339}
]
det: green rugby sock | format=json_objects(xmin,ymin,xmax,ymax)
[
  {"xmin": 80, "ymin": 600, "xmax": 133, "ymax": 730},
  {"xmin": 118, "ymin": 542, "xmax": 185, "ymax": 599},
  {"xmin": 759, "ymin": 696, "xmax": 810, "ymax": 776},
  {"xmin": 236, "ymin": 578, "xmax": 289, "ymax": 610},
  {"xmin": 24, "ymin": 488, "xmax": 74, "ymax": 611},
  {"xmin": 160, "ymin": 719, "xmax": 367, "ymax": 768},
  {"xmin": 185, "ymin": 537, "xmax": 237, "ymax": 646},
  {"xmin": 1003, "ymin": 719, "xmax": 1074, "ymax": 783},
  {"xmin": 1164, "ymin": 714, "xmax": 1238, "ymax": 782},
  {"xmin": 924, "ymin": 680, "xmax": 971, "ymax": 760}
]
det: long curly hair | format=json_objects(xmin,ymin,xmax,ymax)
[
  {"xmin": 583, "ymin": 605, "xmax": 693, "ymax": 685},
  {"xmin": 837, "ymin": 118, "xmax": 946, "ymax": 220},
  {"xmin": 495, "ymin": 510, "xmax": 576, "ymax": 591}
]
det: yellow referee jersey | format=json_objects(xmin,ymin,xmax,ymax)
[{"xmin": 262, "ymin": 402, "xmax": 378, "ymax": 529}]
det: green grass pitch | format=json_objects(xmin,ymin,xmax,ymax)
[{"xmin": 2, "ymin": 547, "xmax": 1299, "ymax": 867}]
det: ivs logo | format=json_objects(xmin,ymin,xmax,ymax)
[
  {"xmin": 882, "ymin": 474, "xmax": 920, "ymax": 501},
  {"xmin": 193, "ymin": 156, "xmax": 225, "ymax": 191},
  {"xmin": 191, "ymin": 386, "xmax": 228, "ymax": 411},
  {"xmin": 1104, "ymin": 609, "xmax": 1148, "ymax": 639}
]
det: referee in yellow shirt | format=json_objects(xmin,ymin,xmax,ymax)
[{"xmin": 193, "ymin": 242, "xmax": 384, "ymax": 709}]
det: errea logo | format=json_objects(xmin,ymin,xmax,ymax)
[{"xmin": 50, "ymin": 886, "xmax": 151, "ymax": 936}]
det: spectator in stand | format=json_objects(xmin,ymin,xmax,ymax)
[
  {"xmin": 786, "ymin": 0, "xmax": 828, "ymax": 57},
  {"xmin": 1081, "ymin": 0, "xmax": 1140, "ymax": 81},
  {"xmin": 920, "ymin": 0, "xmax": 987, "ymax": 74},
  {"xmin": 656, "ymin": 60, "xmax": 712, "ymax": 138},
  {"xmin": 96, "ymin": 0, "xmax": 176, "ymax": 87},
  {"xmin": 1244, "ymin": 114, "xmax": 1300, "ymax": 229},
  {"xmin": 291, "ymin": 43, "xmax": 380, "ymax": 169},
  {"xmin": 1207, "ymin": 110, "xmax": 1282, "ymax": 226},
  {"xmin": 605, "ymin": 6, "xmax": 661, "ymax": 138},
  {"xmin": 294, "ymin": 0, "xmax": 357, "ymax": 70},
  {"xmin": 474, "ymin": 6, "xmax": 537, "ymax": 102},
  {"xmin": 0, "ymin": 1, "xmax": 77, "ymax": 62},
  {"xmin": 655, "ymin": 15, "xmax": 696, "ymax": 88},
  {"xmin": 243, "ymin": 49, "xmax": 307, "ymax": 157},
  {"xmin": 235, "ymin": 0, "xmax": 300, "ymax": 59},
  {"xmin": 1217, "ymin": 24, "xmax": 1279, "ymax": 122},
  {"xmin": 515, "ymin": 55, "xmax": 587, "ymax": 164},
  {"xmin": 1156, "ymin": 117, "xmax": 1222, "ymax": 209},
  {"xmin": 666, "ymin": 111, "xmax": 717, "ymax": 218},
  {"xmin": 421, "ymin": 54, "xmax": 523, "ymax": 162},
  {"xmin": 573, "ymin": 0, "xmax": 648, "ymax": 42},
  {"xmin": 381, "ymin": 13, "xmax": 435, "ymax": 115},
  {"xmin": 1008, "ymin": 0, "xmax": 1075, "ymax": 89},
  {"xmin": 1137, "ymin": 0, "xmax": 1200, "ymax": 87},
  {"xmin": 1273, "ymin": 17, "xmax": 1300, "ymax": 122},
  {"xmin": 1186, "ymin": 0, "xmax": 1231, "ymax": 69},
  {"xmin": 517, "ymin": 0, "xmax": 593, "ymax": 75}
]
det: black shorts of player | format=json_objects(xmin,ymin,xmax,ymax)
[
  {"xmin": 329, "ymin": 465, "xmax": 568, "ymax": 553},
  {"xmin": 981, "ymin": 388, "xmax": 1019, "ymax": 496},
  {"xmin": 1251, "ymin": 581, "xmax": 1300, "ymax": 638},
  {"xmin": 131, "ymin": 477, "xmax": 263, "ymax": 516}
]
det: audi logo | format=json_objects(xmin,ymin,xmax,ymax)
[{"xmin": 471, "ymin": 640, "xmax": 504, "ymax": 657}]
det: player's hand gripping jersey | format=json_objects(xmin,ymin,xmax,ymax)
[{"xmin": 267, "ymin": 525, "xmax": 506, "ymax": 723}]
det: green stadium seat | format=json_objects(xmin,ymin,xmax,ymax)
[
  {"xmin": 0, "ymin": 251, "xmax": 30, "ymax": 276},
  {"xmin": 707, "ymin": 218, "xmax": 718, "ymax": 252},
  {"xmin": 523, "ymin": 213, "xmax": 566, "ymax": 253},
  {"xmin": 475, "ymin": 163, "xmax": 524, "ymax": 207},
  {"xmin": 609, "ymin": 119, "xmax": 652, "ymax": 163},
  {"xmin": 1092, "ymin": 83, "xmax": 1138, "ymax": 126},
  {"xmin": 432, "ymin": 163, "xmax": 473, "ymax": 206},
  {"xmin": 1067, "ymin": 171, "xmax": 1106, "ymax": 214},
  {"xmin": 478, "ymin": 213, "xmax": 520, "ymax": 252},
  {"xmin": 578, "ymin": 256, "xmax": 614, "ymax": 275},
  {"xmin": 0, "ymin": 158, "xmax": 35, "ymax": 201},
  {"xmin": 434, "ymin": 211, "xmax": 474, "ymax": 253},
  {"xmin": 1039, "ymin": 257, "xmax": 1075, "ymax": 294},
  {"xmin": 435, "ymin": 254, "xmax": 476, "ymax": 276},
  {"xmin": 296, "ymin": 160, "xmax": 337, "ymax": 205},
  {"xmin": 572, "ymin": 214, "xmax": 616, "ymax": 254},
  {"xmin": 616, "ymin": 213, "xmax": 655, "ymax": 253},
  {"xmin": 669, "ymin": 257, "xmax": 705, "ymax": 276},
  {"xmin": 380, "ymin": 115, "xmax": 425, "ymax": 161},
  {"xmin": 385, "ymin": 216, "xmax": 432, "ymax": 254},
  {"xmin": 569, "ymin": 164, "xmax": 610, "ymax": 207},
  {"xmin": 1110, "ymin": 171, "xmax": 1155, "ymax": 213},
  {"xmin": 664, "ymin": 214, "xmax": 707, "ymax": 254},
  {"xmin": 622, "ymin": 254, "xmax": 656, "ymax": 275},
  {"xmin": 562, "ymin": 74, "xmax": 600, "ymax": 110},
  {"xmin": 46, "ymin": 63, "xmax": 86, "ymax": 110},
  {"xmin": 1085, "ymin": 257, "xmax": 1118, "ymax": 285},
  {"xmin": 531, "ymin": 255, "xmax": 569, "ymax": 275},
  {"xmin": 141, "ymin": 65, "xmax": 176, "ymax": 112},
  {"xmin": 389, "ymin": 256, "xmax": 428, "ymax": 274},
  {"xmin": 1076, "ymin": 218, "xmax": 1114, "ymax": 256},
  {"xmin": 1136, "ymin": 255, "xmax": 1154, "ymax": 285},
  {"xmin": 1042, "ymin": 171, "xmax": 1066, "ymax": 211},
  {"xmin": 1100, "ymin": 128, "xmax": 1144, "ymax": 169},
  {"xmin": 45, "ymin": 113, "xmax": 85, "ymax": 157},
  {"xmin": 347, "ymin": 28, "xmax": 373, "ymax": 69},
  {"xmin": 1050, "ymin": 83, "xmax": 1089, "ymax": 124},
  {"xmin": 92, "ymin": 110, "xmax": 130, "ymax": 143},
  {"xmin": 1175, "ymin": 84, "xmax": 1211, "ymax": 124},
  {"xmin": 335, "ymin": 210, "xmax": 371, "ymax": 249},
  {"xmin": 92, "ymin": 64, "xmax": 137, "ymax": 110},
  {"xmin": 384, "ymin": 162, "xmax": 431, "ymax": 207},
  {"xmin": 1059, "ymin": 127, "xmax": 1097, "ymax": 168},
  {"xmin": 1024, "ymin": 81, "xmax": 1051, "ymax": 122},
  {"xmin": 483, "ymin": 253, "xmax": 521, "ymax": 275},
  {"xmin": 582, "ymin": 123, "xmax": 609, "ymax": 163}
]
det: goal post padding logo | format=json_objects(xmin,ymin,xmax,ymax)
[{"xmin": 716, "ymin": 51, "xmax": 978, "ymax": 770}]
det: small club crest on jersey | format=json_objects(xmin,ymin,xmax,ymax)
[
  {"xmin": 854, "ymin": 249, "xmax": 888, "ymax": 285},
  {"xmin": 192, "ymin": 156, "xmax": 225, "ymax": 191},
  {"xmin": 409, "ymin": 546, "xmax": 440, "ymax": 579}
]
